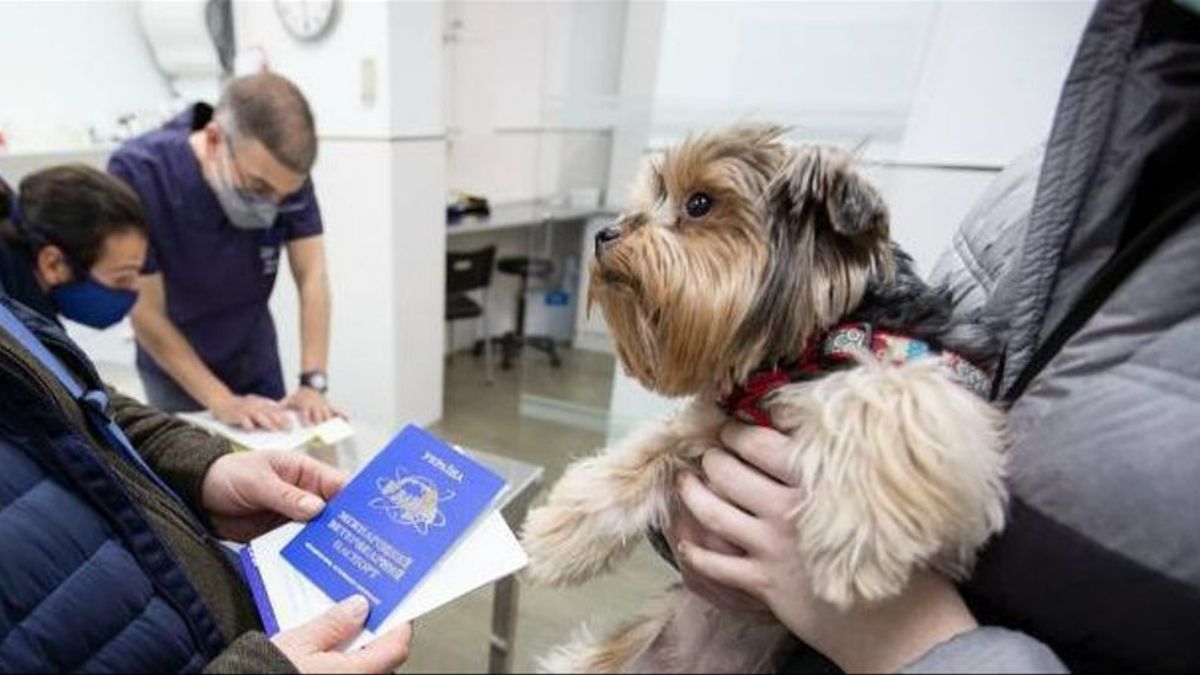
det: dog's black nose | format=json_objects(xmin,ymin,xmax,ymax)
[{"xmin": 594, "ymin": 225, "xmax": 622, "ymax": 257}]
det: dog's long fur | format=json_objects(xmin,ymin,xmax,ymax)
[{"xmin": 520, "ymin": 125, "xmax": 1007, "ymax": 673}]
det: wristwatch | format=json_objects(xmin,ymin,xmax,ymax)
[{"xmin": 300, "ymin": 370, "xmax": 329, "ymax": 394}]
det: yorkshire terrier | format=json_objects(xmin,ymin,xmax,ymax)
[{"xmin": 520, "ymin": 125, "xmax": 1007, "ymax": 673}]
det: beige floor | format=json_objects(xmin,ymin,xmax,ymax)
[{"xmin": 405, "ymin": 348, "xmax": 676, "ymax": 674}]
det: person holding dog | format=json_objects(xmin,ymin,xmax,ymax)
[{"xmin": 666, "ymin": 0, "xmax": 1200, "ymax": 671}]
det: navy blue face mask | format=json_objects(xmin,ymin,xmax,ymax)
[
  {"xmin": 6, "ymin": 186, "xmax": 138, "ymax": 328},
  {"xmin": 50, "ymin": 275, "xmax": 138, "ymax": 330}
]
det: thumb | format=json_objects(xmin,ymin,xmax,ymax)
[
  {"xmin": 261, "ymin": 474, "xmax": 327, "ymax": 521},
  {"xmin": 297, "ymin": 595, "xmax": 371, "ymax": 652}
]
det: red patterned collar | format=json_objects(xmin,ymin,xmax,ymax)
[{"xmin": 720, "ymin": 322, "xmax": 993, "ymax": 428}]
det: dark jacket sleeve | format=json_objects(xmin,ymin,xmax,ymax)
[
  {"xmin": 106, "ymin": 386, "xmax": 231, "ymax": 513},
  {"xmin": 203, "ymin": 632, "xmax": 298, "ymax": 674}
]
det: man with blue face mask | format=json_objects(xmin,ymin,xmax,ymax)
[
  {"xmin": 0, "ymin": 166, "xmax": 147, "ymax": 329},
  {"xmin": 110, "ymin": 72, "xmax": 338, "ymax": 431}
]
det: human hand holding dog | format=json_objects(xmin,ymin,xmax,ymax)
[
  {"xmin": 677, "ymin": 424, "xmax": 980, "ymax": 673},
  {"xmin": 666, "ymin": 487, "xmax": 771, "ymax": 615}
]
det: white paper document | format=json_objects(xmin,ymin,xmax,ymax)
[
  {"xmin": 241, "ymin": 511, "xmax": 528, "ymax": 649},
  {"xmin": 179, "ymin": 411, "xmax": 355, "ymax": 451}
]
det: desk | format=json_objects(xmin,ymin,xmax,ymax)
[
  {"xmin": 446, "ymin": 200, "xmax": 618, "ymax": 352},
  {"xmin": 446, "ymin": 200, "xmax": 613, "ymax": 238},
  {"xmin": 308, "ymin": 425, "xmax": 545, "ymax": 675}
]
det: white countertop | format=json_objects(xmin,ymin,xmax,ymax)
[{"xmin": 446, "ymin": 200, "xmax": 615, "ymax": 237}]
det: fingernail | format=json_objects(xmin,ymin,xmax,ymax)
[
  {"xmin": 300, "ymin": 494, "xmax": 325, "ymax": 514},
  {"xmin": 342, "ymin": 594, "xmax": 369, "ymax": 619}
]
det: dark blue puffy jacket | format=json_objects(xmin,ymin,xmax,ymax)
[{"xmin": 0, "ymin": 298, "xmax": 226, "ymax": 672}]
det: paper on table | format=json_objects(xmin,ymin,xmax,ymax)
[
  {"xmin": 244, "ymin": 510, "xmax": 528, "ymax": 650},
  {"xmin": 179, "ymin": 411, "xmax": 355, "ymax": 451}
]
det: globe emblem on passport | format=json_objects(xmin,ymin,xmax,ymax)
[{"xmin": 369, "ymin": 469, "xmax": 456, "ymax": 535}]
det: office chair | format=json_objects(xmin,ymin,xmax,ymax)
[
  {"xmin": 446, "ymin": 246, "xmax": 497, "ymax": 384},
  {"xmin": 495, "ymin": 255, "xmax": 562, "ymax": 369}
]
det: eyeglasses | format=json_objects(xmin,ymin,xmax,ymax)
[{"xmin": 221, "ymin": 128, "xmax": 308, "ymax": 213}]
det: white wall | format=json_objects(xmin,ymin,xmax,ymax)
[
  {"xmin": 239, "ymin": 0, "xmax": 447, "ymax": 428},
  {"xmin": 898, "ymin": 1, "xmax": 1093, "ymax": 167},
  {"xmin": 0, "ymin": 1, "xmax": 172, "ymax": 152},
  {"xmin": 444, "ymin": 0, "xmax": 624, "ymax": 203},
  {"xmin": 651, "ymin": 1, "xmax": 937, "ymax": 148}
]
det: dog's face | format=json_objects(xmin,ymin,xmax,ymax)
[{"xmin": 590, "ymin": 125, "xmax": 894, "ymax": 396}]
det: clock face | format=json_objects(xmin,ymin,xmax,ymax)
[{"xmin": 275, "ymin": 0, "xmax": 338, "ymax": 41}]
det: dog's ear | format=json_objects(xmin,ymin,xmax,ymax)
[
  {"xmin": 767, "ymin": 146, "xmax": 889, "ymax": 243},
  {"xmin": 827, "ymin": 168, "xmax": 888, "ymax": 239},
  {"xmin": 733, "ymin": 146, "xmax": 892, "ymax": 371}
]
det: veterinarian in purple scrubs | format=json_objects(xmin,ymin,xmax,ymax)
[
  {"xmin": 665, "ymin": 0, "xmax": 1200, "ymax": 671},
  {"xmin": 109, "ymin": 71, "xmax": 337, "ymax": 431}
]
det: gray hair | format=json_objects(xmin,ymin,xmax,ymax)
[{"xmin": 216, "ymin": 72, "xmax": 317, "ymax": 174}]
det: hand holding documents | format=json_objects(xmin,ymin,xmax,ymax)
[
  {"xmin": 239, "ymin": 425, "xmax": 528, "ymax": 649},
  {"xmin": 180, "ymin": 411, "xmax": 355, "ymax": 451}
]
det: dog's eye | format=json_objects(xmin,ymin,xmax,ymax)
[{"xmin": 684, "ymin": 192, "xmax": 713, "ymax": 219}]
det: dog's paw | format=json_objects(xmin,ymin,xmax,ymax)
[
  {"xmin": 521, "ymin": 502, "xmax": 604, "ymax": 587},
  {"xmin": 520, "ymin": 453, "xmax": 669, "ymax": 587}
]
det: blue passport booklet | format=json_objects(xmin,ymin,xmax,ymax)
[{"xmin": 279, "ymin": 424, "xmax": 507, "ymax": 631}]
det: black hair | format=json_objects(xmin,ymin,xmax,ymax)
[
  {"xmin": 218, "ymin": 71, "xmax": 318, "ymax": 174},
  {"xmin": 0, "ymin": 177, "xmax": 12, "ymax": 223},
  {"xmin": 0, "ymin": 164, "xmax": 148, "ymax": 270}
]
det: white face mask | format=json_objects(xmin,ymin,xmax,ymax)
[{"xmin": 209, "ymin": 138, "xmax": 279, "ymax": 230}]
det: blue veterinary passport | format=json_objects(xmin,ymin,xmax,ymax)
[{"xmin": 280, "ymin": 425, "xmax": 506, "ymax": 630}]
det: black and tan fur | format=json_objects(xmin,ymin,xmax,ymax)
[{"xmin": 520, "ymin": 125, "xmax": 1007, "ymax": 673}]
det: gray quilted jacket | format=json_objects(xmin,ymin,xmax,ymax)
[{"xmin": 906, "ymin": 0, "xmax": 1200, "ymax": 671}]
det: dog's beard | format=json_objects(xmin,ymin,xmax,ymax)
[
  {"xmin": 591, "ymin": 227, "xmax": 767, "ymax": 397},
  {"xmin": 588, "ymin": 273, "xmax": 659, "ymax": 386}
]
